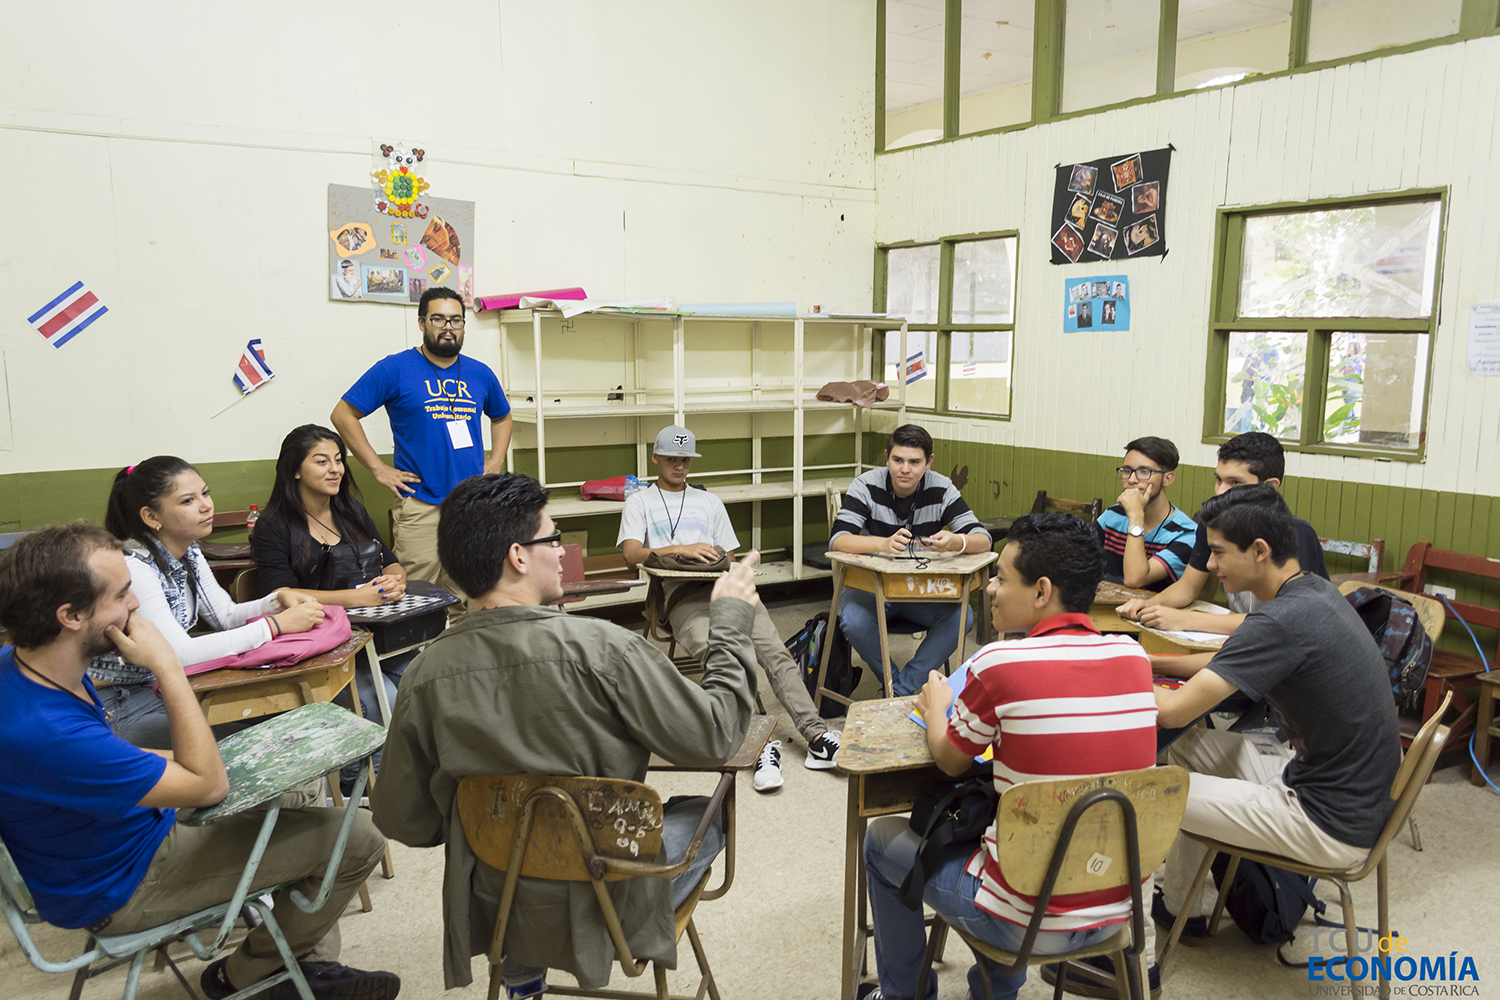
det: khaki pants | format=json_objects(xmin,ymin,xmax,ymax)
[
  {"xmin": 668, "ymin": 584, "xmax": 827, "ymax": 745},
  {"xmin": 392, "ymin": 496, "xmax": 469, "ymax": 623},
  {"xmin": 104, "ymin": 808, "xmax": 385, "ymax": 988}
]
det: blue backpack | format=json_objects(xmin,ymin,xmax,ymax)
[{"xmin": 1344, "ymin": 586, "xmax": 1433, "ymax": 701}]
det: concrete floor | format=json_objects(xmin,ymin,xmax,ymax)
[{"xmin": 6, "ymin": 581, "xmax": 1498, "ymax": 1000}]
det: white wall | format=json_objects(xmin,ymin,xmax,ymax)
[
  {"xmin": 0, "ymin": 0, "xmax": 876, "ymax": 475},
  {"xmin": 875, "ymin": 34, "xmax": 1500, "ymax": 498}
]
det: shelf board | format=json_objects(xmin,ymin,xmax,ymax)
[
  {"xmin": 491, "ymin": 307, "xmax": 911, "ymax": 328},
  {"xmin": 508, "ymin": 403, "xmax": 677, "ymax": 422},
  {"xmin": 546, "ymin": 477, "xmax": 852, "ymax": 518}
]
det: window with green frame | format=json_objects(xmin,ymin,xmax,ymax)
[
  {"xmin": 878, "ymin": 234, "xmax": 1018, "ymax": 417},
  {"xmin": 1204, "ymin": 192, "xmax": 1444, "ymax": 458}
]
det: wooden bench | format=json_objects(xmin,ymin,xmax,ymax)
[{"xmin": 1400, "ymin": 542, "xmax": 1500, "ymax": 746}]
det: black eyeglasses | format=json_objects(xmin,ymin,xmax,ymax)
[
  {"xmin": 518, "ymin": 531, "xmax": 563, "ymax": 549},
  {"xmin": 423, "ymin": 314, "xmax": 466, "ymax": 328},
  {"xmin": 1116, "ymin": 466, "xmax": 1165, "ymax": 481}
]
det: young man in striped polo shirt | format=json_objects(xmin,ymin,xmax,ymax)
[
  {"xmin": 1095, "ymin": 436, "xmax": 1198, "ymax": 592},
  {"xmin": 830, "ymin": 424, "xmax": 992, "ymax": 697},
  {"xmin": 861, "ymin": 513, "xmax": 1158, "ymax": 1000}
]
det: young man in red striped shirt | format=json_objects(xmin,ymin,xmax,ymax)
[{"xmin": 861, "ymin": 513, "xmax": 1158, "ymax": 1000}]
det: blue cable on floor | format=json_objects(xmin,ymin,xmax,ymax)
[{"xmin": 1436, "ymin": 595, "xmax": 1500, "ymax": 795}]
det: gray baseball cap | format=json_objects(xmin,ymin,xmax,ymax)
[{"xmin": 653, "ymin": 425, "xmax": 701, "ymax": 457}]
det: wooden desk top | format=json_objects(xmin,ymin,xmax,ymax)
[
  {"xmin": 828, "ymin": 550, "xmax": 998, "ymax": 576},
  {"xmin": 836, "ymin": 697, "xmax": 934, "ymax": 775},
  {"xmin": 188, "ymin": 632, "xmax": 371, "ymax": 694},
  {"xmin": 1094, "ymin": 582, "xmax": 1158, "ymax": 604},
  {"xmin": 1330, "ymin": 570, "xmax": 1407, "ymax": 586},
  {"xmin": 649, "ymin": 714, "xmax": 776, "ymax": 771},
  {"xmin": 561, "ymin": 579, "xmax": 648, "ymax": 596}
]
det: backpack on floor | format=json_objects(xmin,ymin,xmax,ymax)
[
  {"xmin": 788, "ymin": 612, "xmax": 860, "ymax": 718},
  {"xmin": 1209, "ymin": 854, "xmax": 1324, "ymax": 948},
  {"xmin": 1343, "ymin": 586, "xmax": 1434, "ymax": 701}
]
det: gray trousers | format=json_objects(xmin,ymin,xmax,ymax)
[
  {"xmin": 104, "ymin": 807, "xmax": 386, "ymax": 988},
  {"xmin": 667, "ymin": 584, "xmax": 827, "ymax": 744}
]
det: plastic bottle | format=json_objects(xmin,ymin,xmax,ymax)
[
  {"xmin": 624, "ymin": 475, "xmax": 641, "ymax": 497},
  {"xmin": 246, "ymin": 504, "xmax": 259, "ymax": 534}
]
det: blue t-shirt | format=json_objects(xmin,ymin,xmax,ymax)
[
  {"xmin": 1094, "ymin": 503, "xmax": 1199, "ymax": 592},
  {"xmin": 342, "ymin": 349, "xmax": 510, "ymax": 506},
  {"xmin": 0, "ymin": 648, "xmax": 174, "ymax": 929}
]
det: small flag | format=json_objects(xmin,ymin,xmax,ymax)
[
  {"xmin": 960, "ymin": 363, "xmax": 978, "ymax": 378},
  {"xmin": 27, "ymin": 281, "xmax": 108, "ymax": 348},
  {"xmin": 233, "ymin": 339, "xmax": 274, "ymax": 395},
  {"xmin": 904, "ymin": 350, "xmax": 927, "ymax": 385}
]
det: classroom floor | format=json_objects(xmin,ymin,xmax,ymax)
[{"xmin": 7, "ymin": 582, "xmax": 1497, "ymax": 1000}]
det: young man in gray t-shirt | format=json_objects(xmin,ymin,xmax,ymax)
[{"xmin": 1152, "ymin": 485, "xmax": 1400, "ymax": 928}]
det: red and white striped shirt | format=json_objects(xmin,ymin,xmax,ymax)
[{"xmin": 946, "ymin": 613, "xmax": 1157, "ymax": 931}]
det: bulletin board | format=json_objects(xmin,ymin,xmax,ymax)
[
  {"xmin": 1050, "ymin": 147, "xmax": 1171, "ymax": 264},
  {"xmin": 327, "ymin": 184, "xmax": 474, "ymax": 306}
]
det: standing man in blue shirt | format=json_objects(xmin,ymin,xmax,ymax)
[{"xmin": 333, "ymin": 287, "xmax": 511, "ymax": 617}]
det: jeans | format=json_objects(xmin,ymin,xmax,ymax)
[
  {"xmin": 101, "ymin": 682, "xmax": 251, "ymax": 750},
  {"xmin": 839, "ymin": 589, "xmax": 969, "ymax": 696},
  {"xmin": 864, "ymin": 817, "xmax": 1114, "ymax": 1000},
  {"xmin": 333, "ymin": 649, "xmax": 413, "ymax": 789},
  {"xmin": 500, "ymin": 795, "xmax": 726, "ymax": 989}
]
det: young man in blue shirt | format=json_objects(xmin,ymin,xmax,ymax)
[
  {"xmin": 0, "ymin": 524, "xmax": 395, "ymax": 1000},
  {"xmin": 1094, "ymin": 436, "xmax": 1198, "ymax": 592},
  {"xmin": 332, "ymin": 287, "xmax": 511, "ymax": 617}
]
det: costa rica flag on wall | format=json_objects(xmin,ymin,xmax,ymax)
[
  {"xmin": 233, "ymin": 339, "xmax": 274, "ymax": 394},
  {"xmin": 27, "ymin": 281, "xmax": 108, "ymax": 348}
]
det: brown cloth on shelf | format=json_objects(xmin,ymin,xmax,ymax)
[{"xmin": 817, "ymin": 380, "xmax": 890, "ymax": 408}]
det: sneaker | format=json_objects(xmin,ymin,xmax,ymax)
[
  {"xmin": 505, "ymin": 976, "xmax": 547, "ymax": 998},
  {"xmin": 202, "ymin": 959, "xmax": 402, "ymax": 1000},
  {"xmin": 804, "ymin": 730, "xmax": 841, "ymax": 770},
  {"xmin": 855, "ymin": 984, "xmax": 884, "ymax": 1000},
  {"xmin": 753, "ymin": 741, "xmax": 784, "ymax": 792},
  {"xmin": 1152, "ymin": 886, "xmax": 1206, "ymax": 939},
  {"xmin": 1039, "ymin": 956, "xmax": 1159, "ymax": 1000}
]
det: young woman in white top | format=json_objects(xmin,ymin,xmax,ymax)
[{"xmin": 88, "ymin": 455, "xmax": 325, "ymax": 748}]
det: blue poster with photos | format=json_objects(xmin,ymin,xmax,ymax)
[{"xmin": 1064, "ymin": 275, "xmax": 1129, "ymax": 332}]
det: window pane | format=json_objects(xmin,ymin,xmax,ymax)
[
  {"xmin": 1224, "ymin": 331, "xmax": 1305, "ymax": 440},
  {"xmin": 949, "ymin": 331, "xmax": 1012, "ymax": 415},
  {"xmin": 958, "ymin": 0, "xmax": 1034, "ymax": 133},
  {"xmin": 1061, "ymin": 0, "xmax": 1162, "ymax": 114},
  {"xmin": 1324, "ymin": 332, "xmax": 1428, "ymax": 449},
  {"xmin": 1308, "ymin": 0, "xmax": 1460, "ymax": 64},
  {"xmin": 885, "ymin": 245, "xmax": 942, "ymax": 323},
  {"xmin": 951, "ymin": 237, "xmax": 1017, "ymax": 323},
  {"xmin": 1238, "ymin": 200, "xmax": 1441, "ymax": 319},
  {"xmin": 886, "ymin": 0, "xmax": 947, "ymax": 149},
  {"xmin": 885, "ymin": 330, "xmax": 938, "ymax": 409},
  {"xmin": 1174, "ymin": 0, "xmax": 1291, "ymax": 91}
]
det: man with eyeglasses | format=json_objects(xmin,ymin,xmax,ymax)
[
  {"xmin": 333, "ymin": 286, "xmax": 511, "ymax": 618},
  {"xmin": 1095, "ymin": 436, "xmax": 1198, "ymax": 592},
  {"xmin": 373, "ymin": 473, "xmax": 760, "ymax": 999}
]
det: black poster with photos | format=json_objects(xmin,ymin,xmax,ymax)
[{"xmin": 1050, "ymin": 146, "xmax": 1171, "ymax": 264}]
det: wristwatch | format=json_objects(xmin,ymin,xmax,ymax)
[{"xmin": 1128, "ymin": 524, "xmax": 1145, "ymax": 537}]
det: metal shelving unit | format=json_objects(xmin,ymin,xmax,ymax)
[{"xmin": 490, "ymin": 307, "xmax": 910, "ymax": 608}]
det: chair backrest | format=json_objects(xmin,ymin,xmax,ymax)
[
  {"xmin": 1030, "ymin": 490, "xmax": 1103, "ymax": 524},
  {"xmin": 456, "ymin": 774, "xmax": 665, "ymax": 882},
  {"xmin": 992, "ymin": 766, "xmax": 1188, "ymax": 897},
  {"xmin": 1320, "ymin": 536, "xmax": 1384, "ymax": 574},
  {"xmin": 560, "ymin": 544, "xmax": 585, "ymax": 585},
  {"xmin": 0, "ymin": 834, "xmax": 35, "ymax": 914},
  {"xmin": 825, "ymin": 483, "xmax": 844, "ymax": 530},
  {"xmin": 1402, "ymin": 543, "xmax": 1500, "ymax": 634},
  {"xmin": 1336, "ymin": 580, "xmax": 1445, "ymax": 645},
  {"xmin": 233, "ymin": 568, "xmax": 265, "ymax": 604},
  {"xmin": 1354, "ymin": 692, "xmax": 1452, "ymax": 879}
]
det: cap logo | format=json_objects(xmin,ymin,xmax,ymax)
[{"xmin": 673, "ymin": 433, "xmax": 690, "ymax": 446}]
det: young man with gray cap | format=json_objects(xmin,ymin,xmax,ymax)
[{"xmin": 618, "ymin": 425, "xmax": 840, "ymax": 792}]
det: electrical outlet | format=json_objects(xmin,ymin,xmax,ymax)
[{"xmin": 1424, "ymin": 584, "xmax": 1457, "ymax": 600}]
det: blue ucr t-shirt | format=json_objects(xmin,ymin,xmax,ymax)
[
  {"xmin": 342, "ymin": 348, "xmax": 510, "ymax": 506},
  {"xmin": 0, "ymin": 648, "xmax": 174, "ymax": 928}
]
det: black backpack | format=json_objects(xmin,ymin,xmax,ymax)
[
  {"xmin": 898, "ymin": 773, "xmax": 999, "ymax": 910},
  {"xmin": 1209, "ymin": 854, "xmax": 1323, "ymax": 948},
  {"xmin": 1343, "ymin": 586, "xmax": 1434, "ymax": 701},
  {"xmin": 787, "ymin": 612, "xmax": 860, "ymax": 718}
]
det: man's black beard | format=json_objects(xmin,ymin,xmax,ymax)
[{"xmin": 424, "ymin": 333, "xmax": 462, "ymax": 358}]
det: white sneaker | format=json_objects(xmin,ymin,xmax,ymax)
[
  {"xmin": 804, "ymin": 730, "xmax": 841, "ymax": 770},
  {"xmin": 753, "ymin": 741, "xmax": 784, "ymax": 792}
]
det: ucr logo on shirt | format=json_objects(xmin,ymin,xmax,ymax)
[{"xmin": 424, "ymin": 378, "xmax": 473, "ymax": 401}]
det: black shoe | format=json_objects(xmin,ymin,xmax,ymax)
[
  {"xmin": 202, "ymin": 959, "xmax": 401, "ymax": 1000},
  {"xmin": 1152, "ymin": 886, "xmax": 1206, "ymax": 939},
  {"xmin": 1039, "ymin": 956, "xmax": 1159, "ymax": 1000}
]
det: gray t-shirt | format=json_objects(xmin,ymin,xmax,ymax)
[{"xmin": 1204, "ymin": 573, "xmax": 1400, "ymax": 848}]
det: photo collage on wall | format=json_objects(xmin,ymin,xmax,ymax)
[
  {"xmin": 1064, "ymin": 275, "xmax": 1130, "ymax": 333},
  {"xmin": 1050, "ymin": 146, "xmax": 1171, "ymax": 264}
]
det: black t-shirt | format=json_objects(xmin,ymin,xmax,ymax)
[
  {"xmin": 1204, "ymin": 573, "xmax": 1400, "ymax": 847},
  {"xmin": 1187, "ymin": 517, "xmax": 1328, "ymax": 578},
  {"xmin": 253, "ymin": 505, "xmax": 398, "ymax": 592}
]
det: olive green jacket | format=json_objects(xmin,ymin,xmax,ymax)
[{"xmin": 372, "ymin": 598, "xmax": 758, "ymax": 988}]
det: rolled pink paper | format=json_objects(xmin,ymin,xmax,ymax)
[{"xmin": 474, "ymin": 287, "xmax": 588, "ymax": 312}]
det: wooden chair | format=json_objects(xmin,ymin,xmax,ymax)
[
  {"xmin": 1031, "ymin": 490, "xmax": 1104, "ymax": 523},
  {"xmin": 1399, "ymin": 542, "xmax": 1500, "ymax": 744},
  {"xmin": 1321, "ymin": 536, "xmax": 1385, "ymax": 574},
  {"xmin": 456, "ymin": 774, "xmax": 732, "ymax": 1000},
  {"xmin": 915, "ymin": 766, "xmax": 1189, "ymax": 1000},
  {"xmin": 1159, "ymin": 693, "xmax": 1454, "ymax": 997}
]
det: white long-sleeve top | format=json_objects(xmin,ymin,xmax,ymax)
[{"xmin": 88, "ymin": 539, "xmax": 281, "ymax": 686}]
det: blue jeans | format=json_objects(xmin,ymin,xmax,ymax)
[
  {"xmin": 333, "ymin": 649, "xmax": 412, "ymax": 788},
  {"xmin": 102, "ymin": 682, "xmax": 251, "ymax": 750},
  {"xmin": 501, "ymin": 795, "xmax": 725, "ymax": 989},
  {"xmin": 839, "ymin": 589, "xmax": 969, "ymax": 696},
  {"xmin": 864, "ymin": 817, "xmax": 1114, "ymax": 1000}
]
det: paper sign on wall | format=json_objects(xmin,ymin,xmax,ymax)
[
  {"xmin": 1467, "ymin": 302, "xmax": 1500, "ymax": 376},
  {"xmin": 328, "ymin": 183, "xmax": 474, "ymax": 306},
  {"xmin": 1051, "ymin": 147, "xmax": 1171, "ymax": 264},
  {"xmin": 1064, "ymin": 276, "xmax": 1130, "ymax": 333}
]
